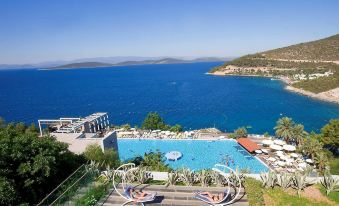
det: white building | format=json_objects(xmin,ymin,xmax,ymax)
[{"xmin": 38, "ymin": 112, "xmax": 118, "ymax": 154}]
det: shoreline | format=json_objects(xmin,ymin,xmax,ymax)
[{"xmin": 208, "ymin": 72, "xmax": 339, "ymax": 105}]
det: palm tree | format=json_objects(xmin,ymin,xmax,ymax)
[
  {"xmin": 302, "ymin": 136, "xmax": 323, "ymax": 160},
  {"xmin": 314, "ymin": 152, "xmax": 329, "ymax": 174},
  {"xmin": 274, "ymin": 117, "xmax": 294, "ymax": 143},
  {"xmin": 293, "ymin": 124, "xmax": 308, "ymax": 146}
]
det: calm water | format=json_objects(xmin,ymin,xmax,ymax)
[
  {"xmin": 117, "ymin": 139, "xmax": 268, "ymax": 173},
  {"xmin": 0, "ymin": 62, "xmax": 338, "ymax": 133}
]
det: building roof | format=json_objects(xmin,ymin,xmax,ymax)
[{"xmin": 237, "ymin": 137, "xmax": 260, "ymax": 153}]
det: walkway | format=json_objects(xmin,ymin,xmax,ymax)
[{"xmin": 100, "ymin": 184, "xmax": 248, "ymax": 206}]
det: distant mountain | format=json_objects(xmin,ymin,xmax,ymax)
[
  {"xmin": 45, "ymin": 57, "xmax": 230, "ymax": 70},
  {"xmin": 0, "ymin": 56, "xmax": 231, "ymax": 70},
  {"xmin": 49, "ymin": 62, "xmax": 112, "ymax": 69}
]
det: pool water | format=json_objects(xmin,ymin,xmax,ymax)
[{"xmin": 117, "ymin": 139, "xmax": 268, "ymax": 173}]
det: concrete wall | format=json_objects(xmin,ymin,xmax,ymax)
[{"xmin": 102, "ymin": 131, "xmax": 119, "ymax": 152}]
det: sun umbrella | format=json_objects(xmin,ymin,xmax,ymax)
[
  {"xmin": 305, "ymin": 159, "xmax": 314, "ymax": 164},
  {"xmin": 283, "ymin": 145, "xmax": 296, "ymax": 151},
  {"xmin": 277, "ymin": 161, "xmax": 286, "ymax": 166},
  {"xmin": 290, "ymin": 153, "xmax": 299, "ymax": 158},
  {"xmin": 268, "ymin": 157, "xmax": 276, "ymax": 161},
  {"xmin": 270, "ymin": 144, "xmax": 283, "ymax": 150},
  {"xmin": 279, "ymin": 155, "xmax": 288, "ymax": 160},
  {"xmin": 298, "ymin": 162, "xmax": 307, "ymax": 168},
  {"xmin": 255, "ymin": 150, "xmax": 262, "ymax": 154},
  {"xmin": 261, "ymin": 149, "xmax": 269, "ymax": 154},
  {"xmin": 274, "ymin": 139, "xmax": 286, "ymax": 145},
  {"xmin": 262, "ymin": 139, "xmax": 273, "ymax": 146}
]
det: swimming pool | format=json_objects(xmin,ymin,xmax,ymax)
[{"xmin": 117, "ymin": 139, "xmax": 268, "ymax": 173}]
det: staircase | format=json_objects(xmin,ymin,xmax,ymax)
[{"xmin": 99, "ymin": 184, "xmax": 248, "ymax": 206}]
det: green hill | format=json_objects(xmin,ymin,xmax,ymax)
[
  {"xmin": 210, "ymin": 34, "xmax": 339, "ymax": 94},
  {"xmin": 262, "ymin": 34, "xmax": 339, "ymax": 61}
]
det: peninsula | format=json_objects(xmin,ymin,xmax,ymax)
[{"xmin": 209, "ymin": 34, "xmax": 339, "ymax": 104}]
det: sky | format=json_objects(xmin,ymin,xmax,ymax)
[{"xmin": 0, "ymin": 0, "xmax": 338, "ymax": 64}]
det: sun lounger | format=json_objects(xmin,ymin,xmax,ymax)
[
  {"xmin": 123, "ymin": 185, "xmax": 157, "ymax": 206},
  {"xmin": 194, "ymin": 190, "xmax": 229, "ymax": 205}
]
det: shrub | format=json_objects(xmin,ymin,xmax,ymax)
[{"xmin": 244, "ymin": 178, "xmax": 264, "ymax": 206}]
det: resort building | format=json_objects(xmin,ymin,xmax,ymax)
[{"xmin": 38, "ymin": 112, "xmax": 118, "ymax": 154}]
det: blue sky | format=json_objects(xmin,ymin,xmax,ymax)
[{"xmin": 0, "ymin": 0, "xmax": 338, "ymax": 64}]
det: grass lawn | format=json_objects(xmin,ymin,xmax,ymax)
[
  {"xmin": 244, "ymin": 178, "xmax": 264, "ymax": 206},
  {"xmin": 329, "ymin": 157, "xmax": 339, "ymax": 175},
  {"xmin": 318, "ymin": 184, "xmax": 339, "ymax": 204},
  {"xmin": 263, "ymin": 187, "xmax": 332, "ymax": 206}
]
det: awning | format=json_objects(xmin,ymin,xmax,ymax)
[{"xmin": 237, "ymin": 138, "xmax": 261, "ymax": 153}]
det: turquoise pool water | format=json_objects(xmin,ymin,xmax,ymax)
[{"xmin": 117, "ymin": 139, "xmax": 268, "ymax": 173}]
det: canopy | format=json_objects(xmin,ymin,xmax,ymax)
[
  {"xmin": 273, "ymin": 139, "xmax": 286, "ymax": 145},
  {"xmin": 255, "ymin": 150, "xmax": 262, "ymax": 154},
  {"xmin": 261, "ymin": 149, "xmax": 269, "ymax": 154},
  {"xmin": 262, "ymin": 139, "xmax": 273, "ymax": 146},
  {"xmin": 268, "ymin": 157, "xmax": 276, "ymax": 161},
  {"xmin": 237, "ymin": 138, "xmax": 261, "ymax": 153},
  {"xmin": 277, "ymin": 161, "xmax": 286, "ymax": 166},
  {"xmin": 283, "ymin": 145, "xmax": 296, "ymax": 151},
  {"xmin": 270, "ymin": 144, "xmax": 283, "ymax": 150},
  {"xmin": 290, "ymin": 153, "xmax": 299, "ymax": 158}
]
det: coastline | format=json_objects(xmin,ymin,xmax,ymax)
[{"xmin": 208, "ymin": 72, "xmax": 339, "ymax": 105}]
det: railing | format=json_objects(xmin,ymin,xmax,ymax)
[{"xmin": 37, "ymin": 164, "xmax": 97, "ymax": 206}]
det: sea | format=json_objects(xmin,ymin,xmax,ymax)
[{"xmin": 0, "ymin": 62, "xmax": 338, "ymax": 134}]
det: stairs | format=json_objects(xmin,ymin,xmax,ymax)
[{"xmin": 100, "ymin": 184, "xmax": 248, "ymax": 206}]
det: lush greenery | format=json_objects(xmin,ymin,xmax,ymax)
[
  {"xmin": 318, "ymin": 184, "xmax": 339, "ymax": 204},
  {"xmin": 229, "ymin": 126, "xmax": 248, "ymax": 139},
  {"xmin": 274, "ymin": 117, "xmax": 308, "ymax": 146},
  {"xmin": 319, "ymin": 119, "xmax": 339, "ymax": 150},
  {"xmin": 329, "ymin": 158, "xmax": 339, "ymax": 174},
  {"xmin": 0, "ymin": 119, "xmax": 85, "ymax": 205},
  {"xmin": 84, "ymin": 144, "xmax": 120, "ymax": 169},
  {"xmin": 244, "ymin": 178, "xmax": 264, "ymax": 206},
  {"xmin": 130, "ymin": 151, "xmax": 172, "ymax": 172},
  {"xmin": 293, "ymin": 71, "xmax": 339, "ymax": 93},
  {"xmin": 263, "ymin": 187, "xmax": 329, "ymax": 206},
  {"xmin": 75, "ymin": 183, "xmax": 107, "ymax": 206},
  {"xmin": 141, "ymin": 112, "xmax": 182, "ymax": 132}
]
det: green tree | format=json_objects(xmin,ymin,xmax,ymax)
[
  {"xmin": 0, "ymin": 177, "xmax": 17, "ymax": 205},
  {"xmin": 293, "ymin": 124, "xmax": 308, "ymax": 146},
  {"xmin": 170, "ymin": 124, "xmax": 183, "ymax": 133},
  {"xmin": 274, "ymin": 117, "xmax": 295, "ymax": 143},
  {"xmin": 84, "ymin": 144, "xmax": 120, "ymax": 169},
  {"xmin": 233, "ymin": 127, "xmax": 248, "ymax": 138},
  {"xmin": 0, "ymin": 121, "xmax": 85, "ymax": 205},
  {"xmin": 319, "ymin": 119, "xmax": 339, "ymax": 149},
  {"xmin": 301, "ymin": 134, "xmax": 324, "ymax": 160},
  {"xmin": 131, "ymin": 151, "xmax": 171, "ymax": 172},
  {"xmin": 141, "ymin": 112, "xmax": 168, "ymax": 130}
]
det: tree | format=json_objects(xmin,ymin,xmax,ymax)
[
  {"xmin": 319, "ymin": 119, "xmax": 339, "ymax": 149},
  {"xmin": 141, "ymin": 112, "xmax": 168, "ymax": 130},
  {"xmin": 301, "ymin": 133, "xmax": 324, "ymax": 160},
  {"xmin": 293, "ymin": 124, "xmax": 308, "ymax": 146},
  {"xmin": 274, "ymin": 117, "xmax": 295, "ymax": 143},
  {"xmin": 233, "ymin": 127, "xmax": 248, "ymax": 138},
  {"xmin": 84, "ymin": 144, "xmax": 120, "ymax": 169},
  {"xmin": 170, "ymin": 124, "xmax": 183, "ymax": 133},
  {"xmin": 314, "ymin": 152, "xmax": 329, "ymax": 174},
  {"xmin": 0, "ymin": 177, "xmax": 17, "ymax": 205},
  {"xmin": 138, "ymin": 151, "xmax": 171, "ymax": 172},
  {"xmin": 0, "ymin": 120, "xmax": 85, "ymax": 205}
]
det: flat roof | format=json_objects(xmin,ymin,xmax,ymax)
[{"xmin": 237, "ymin": 137, "xmax": 260, "ymax": 153}]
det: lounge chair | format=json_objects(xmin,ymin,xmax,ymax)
[
  {"xmin": 123, "ymin": 185, "xmax": 157, "ymax": 206},
  {"xmin": 194, "ymin": 190, "xmax": 229, "ymax": 206}
]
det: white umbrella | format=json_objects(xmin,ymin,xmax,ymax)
[
  {"xmin": 270, "ymin": 144, "xmax": 283, "ymax": 151},
  {"xmin": 219, "ymin": 136, "xmax": 226, "ymax": 139},
  {"xmin": 298, "ymin": 162, "xmax": 307, "ymax": 168},
  {"xmin": 277, "ymin": 161, "xmax": 286, "ymax": 166},
  {"xmin": 261, "ymin": 149, "xmax": 269, "ymax": 154},
  {"xmin": 268, "ymin": 157, "xmax": 276, "ymax": 161},
  {"xmin": 279, "ymin": 155, "xmax": 288, "ymax": 160},
  {"xmin": 283, "ymin": 145, "xmax": 296, "ymax": 151},
  {"xmin": 262, "ymin": 139, "xmax": 273, "ymax": 146},
  {"xmin": 285, "ymin": 158, "xmax": 294, "ymax": 163},
  {"xmin": 276, "ymin": 151, "xmax": 284, "ymax": 155},
  {"xmin": 274, "ymin": 139, "xmax": 286, "ymax": 145},
  {"xmin": 290, "ymin": 153, "xmax": 299, "ymax": 158},
  {"xmin": 305, "ymin": 159, "xmax": 314, "ymax": 164},
  {"xmin": 255, "ymin": 150, "xmax": 262, "ymax": 154}
]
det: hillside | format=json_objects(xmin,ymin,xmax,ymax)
[
  {"xmin": 262, "ymin": 34, "xmax": 339, "ymax": 61},
  {"xmin": 210, "ymin": 34, "xmax": 339, "ymax": 103},
  {"xmin": 50, "ymin": 62, "xmax": 112, "ymax": 69}
]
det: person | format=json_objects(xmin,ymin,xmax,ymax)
[
  {"xmin": 129, "ymin": 188, "xmax": 149, "ymax": 201},
  {"xmin": 199, "ymin": 191, "xmax": 225, "ymax": 203}
]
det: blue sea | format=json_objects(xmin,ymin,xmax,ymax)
[{"xmin": 0, "ymin": 62, "xmax": 338, "ymax": 134}]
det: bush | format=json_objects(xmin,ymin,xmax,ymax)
[
  {"xmin": 84, "ymin": 144, "xmax": 120, "ymax": 169},
  {"xmin": 244, "ymin": 178, "xmax": 264, "ymax": 206}
]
